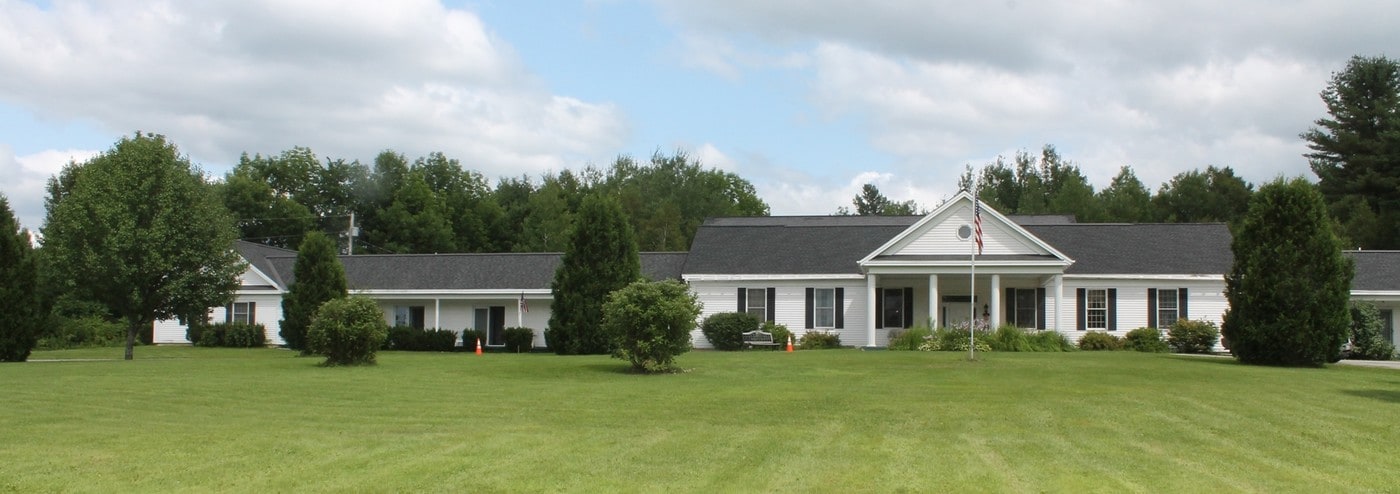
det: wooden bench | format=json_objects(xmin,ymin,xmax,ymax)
[{"xmin": 742, "ymin": 330, "xmax": 780, "ymax": 349}]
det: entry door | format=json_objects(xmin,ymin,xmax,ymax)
[
  {"xmin": 941, "ymin": 296, "xmax": 977, "ymax": 328},
  {"xmin": 475, "ymin": 306, "xmax": 506, "ymax": 346}
]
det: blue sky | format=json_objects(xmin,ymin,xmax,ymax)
[{"xmin": 3, "ymin": 0, "xmax": 1398, "ymax": 232}]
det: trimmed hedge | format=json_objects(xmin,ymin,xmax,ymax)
[
  {"xmin": 701, "ymin": 312, "xmax": 760, "ymax": 351},
  {"xmin": 386, "ymin": 326, "xmax": 458, "ymax": 352},
  {"xmin": 1077, "ymin": 331, "xmax": 1122, "ymax": 351},
  {"xmin": 502, "ymin": 327, "xmax": 535, "ymax": 353},
  {"xmin": 307, "ymin": 297, "xmax": 388, "ymax": 366},
  {"xmin": 188, "ymin": 322, "xmax": 267, "ymax": 348},
  {"xmin": 762, "ymin": 321, "xmax": 793, "ymax": 348},
  {"xmin": 1168, "ymin": 319, "xmax": 1219, "ymax": 354},
  {"xmin": 462, "ymin": 329, "xmax": 486, "ymax": 352}
]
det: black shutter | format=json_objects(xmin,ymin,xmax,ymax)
[
  {"xmin": 804, "ymin": 288, "xmax": 814, "ymax": 329},
  {"xmin": 1005, "ymin": 287, "xmax": 1016, "ymax": 326},
  {"xmin": 1178, "ymin": 288, "xmax": 1189, "ymax": 320},
  {"xmin": 903, "ymin": 287, "xmax": 914, "ymax": 328},
  {"xmin": 737, "ymin": 288, "xmax": 746, "ymax": 313},
  {"xmin": 1107, "ymin": 289, "xmax": 1118, "ymax": 331},
  {"xmin": 1076, "ymin": 288, "xmax": 1086, "ymax": 331},
  {"xmin": 225, "ymin": 304, "xmax": 232, "ymax": 324},
  {"xmin": 766, "ymin": 288, "xmax": 776, "ymax": 323},
  {"xmin": 834, "ymin": 288, "xmax": 845, "ymax": 329},
  {"xmin": 1147, "ymin": 288, "xmax": 1158, "ymax": 328},
  {"xmin": 248, "ymin": 302, "xmax": 255, "ymax": 325},
  {"xmin": 875, "ymin": 289, "xmax": 884, "ymax": 329},
  {"xmin": 1036, "ymin": 288, "xmax": 1046, "ymax": 330}
]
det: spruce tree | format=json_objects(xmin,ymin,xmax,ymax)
[
  {"xmin": 547, "ymin": 193, "xmax": 641, "ymax": 355},
  {"xmin": 1221, "ymin": 177, "xmax": 1353, "ymax": 366},
  {"xmin": 279, "ymin": 231, "xmax": 348, "ymax": 352},
  {"xmin": 0, "ymin": 195, "xmax": 41, "ymax": 362}
]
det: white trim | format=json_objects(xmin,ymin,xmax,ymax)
[
  {"xmin": 1352, "ymin": 291, "xmax": 1400, "ymax": 302},
  {"xmin": 1062, "ymin": 274, "xmax": 1224, "ymax": 281},
  {"xmin": 683, "ymin": 273, "xmax": 865, "ymax": 282},
  {"xmin": 858, "ymin": 191, "xmax": 1076, "ymax": 267},
  {"xmin": 352, "ymin": 289, "xmax": 551, "ymax": 297}
]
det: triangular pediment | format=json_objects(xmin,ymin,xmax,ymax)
[{"xmin": 859, "ymin": 192, "xmax": 1073, "ymax": 266}]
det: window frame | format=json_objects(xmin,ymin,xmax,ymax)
[
  {"xmin": 1156, "ymin": 288, "xmax": 1179, "ymax": 328},
  {"xmin": 745, "ymin": 288, "xmax": 768, "ymax": 320},
  {"xmin": 1013, "ymin": 288, "xmax": 1038, "ymax": 328},
  {"xmin": 1085, "ymin": 289, "xmax": 1108, "ymax": 330},
  {"xmin": 230, "ymin": 302, "xmax": 254, "ymax": 324},
  {"xmin": 813, "ymin": 288, "xmax": 836, "ymax": 329},
  {"xmin": 881, "ymin": 288, "xmax": 905, "ymax": 329}
]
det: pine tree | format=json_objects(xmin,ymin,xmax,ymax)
[
  {"xmin": 279, "ymin": 231, "xmax": 348, "ymax": 352},
  {"xmin": 0, "ymin": 195, "xmax": 41, "ymax": 362},
  {"xmin": 1221, "ymin": 177, "xmax": 1353, "ymax": 366},
  {"xmin": 547, "ymin": 194, "xmax": 641, "ymax": 355}
]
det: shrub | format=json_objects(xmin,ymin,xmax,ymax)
[
  {"xmin": 387, "ymin": 327, "xmax": 458, "ymax": 352},
  {"xmin": 279, "ymin": 231, "xmax": 348, "ymax": 353},
  {"xmin": 1124, "ymin": 327, "xmax": 1169, "ymax": 353},
  {"xmin": 601, "ymin": 279, "xmax": 702, "ymax": 373},
  {"xmin": 888, "ymin": 326, "xmax": 933, "ymax": 351},
  {"xmin": 36, "ymin": 315, "xmax": 125, "ymax": 350},
  {"xmin": 701, "ymin": 312, "xmax": 760, "ymax": 351},
  {"xmin": 1027, "ymin": 330, "xmax": 1075, "ymax": 352},
  {"xmin": 188, "ymin": 322, "xmax": 266, "ymax": 348},
  {"xmin": 307, "ymin": 297, "xmax": 388, "ymax": 366},
  {"xmin": 462, "ymin": 329, "xmax": 486, "ymax": 351},
  {"xmin": 1348, "ymin": 302, "xmax": 1396, "ymax": 360},
  {"xmin": 1077, "ymin": 331, "xmax": 1122, "ymax": 351},
  {"xmin": 1168, "ymin": 319, "xmax": 1219, "ymax": 354},
  {"xmin": 799, "ymin": 331, "xmax": 842, "ymax": 349},
  {"xmin": 502, "ymin": 327, "xmax": 535, "ymax": 353},
  {"xmin": 386, "ymin": 325, "xmax": 419, "ymax": 350},
  {"xmin": 762, "ymin": 321, "xmax": 793, "ymax": 348},
  {"xmin": 988, "ymin": 325, "xmax": 1033, "ymax": 352},
  {"xmin": 922, "ymin": 325, "xmax": 990, "ymax": 352}
]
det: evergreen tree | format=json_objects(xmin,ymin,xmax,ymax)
[
  {"xmin": 279, "ymin": 231, "xmax": 348, "ymax": 353},
  {"xmin": 1221, "ymin": 177, "xmax": 1353, "ymax": 366},
  {"xmin": 0, "ymin": 195, "xmax": 42, "ymax": 362},
  {"xmin": 547, "ymin": 194, "xmax": 641, "ymax": 355},
  {"xmin": 1096, "ymin": 166, "xmax": 1154, "ymax": 222},
  {"xmin": 1303, "ymin": 55, "xmax": 1400, "ymax": 249}
]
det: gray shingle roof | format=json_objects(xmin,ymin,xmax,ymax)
[
  {"xmin": 1346, "ymin": 251, "xmax": 1400, "ymax": 291},
  {"xmin": 1023, "ymin": 223, "xmax": 1234, "ymax": 275},
  {"xmin": 256, "ymin": 250, "xmax": 686, "ymax": 291},
  {"xmin": 233, "ymin": 241, "xmax": 295, "ymax": 288},
  {"xmin": 684, "ymin": 216, "xmax": 1236, "ymax": 276}
]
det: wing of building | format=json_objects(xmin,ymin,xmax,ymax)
[{"xmin": 156, "ymin": 192, "xmax": 1400, "ymax": 350}]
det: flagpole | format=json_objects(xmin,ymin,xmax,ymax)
[{"xmin": 970, "ymin": 185, "xmax": 977, "ymax": 361}]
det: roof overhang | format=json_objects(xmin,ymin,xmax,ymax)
[{"xmin": 683, "ymin": 273, "xmax": 866, "ymax": 282}]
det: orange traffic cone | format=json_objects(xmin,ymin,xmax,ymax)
[
  {"xmin": 786, "ymin": 335, "xmax": 794, "ymax": 353},
  {"xmin": 475, "ymin": 337, "xmax": 483, "ymax": 355}
]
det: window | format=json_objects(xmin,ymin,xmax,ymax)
[
  {"xmin": 1086, "ymin": 289, "xmax": 1107, "ymax": 329},
  {"xmin": 1382, "ymin": 309, "xmax": 1394, "ymax": 345},
  {"xmin": 746, "ymin": 288, "xmax": 767, "ymax": 320},
  {"xmin": 814, "ymin": 288, "xmax": 835, "ymax": 328},
  {"xmin": 1014, "ymin": 289, "xmax": 1038, "ymax": 328},
  {"xmin": 228, "ymin": 302, "xmax": 255, "ymax": 324},
  {"xmin": 1157, "ymin": 289, "xmax": 1179, "ymax": 328},
  {"xmin": 394, "ymin": 305, "xmax": 425, "ymax": 329}
]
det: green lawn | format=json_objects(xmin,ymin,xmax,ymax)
[{"xmin": 3, "ymin": 347, "xmax": 1398, "ymax": 492}]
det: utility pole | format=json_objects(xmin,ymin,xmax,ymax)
[{"xmin": 347, "ymin": 212, "xmax": 358, "ymax": 255}]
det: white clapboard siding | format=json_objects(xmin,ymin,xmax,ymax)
[{"xmin": 892, "ymin": 206, "xmax": 1046, "ymax": 257}]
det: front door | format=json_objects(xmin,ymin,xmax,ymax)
[{"xmin": 941, "ymin": 295, "xmax": 978, "ymax": 328}]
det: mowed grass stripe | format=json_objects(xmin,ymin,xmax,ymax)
[{"xmin": 3, "ymin": 348, "xmax": 1399, "ymax": 492}]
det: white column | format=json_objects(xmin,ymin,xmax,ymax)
[
  {"xmin": 989, "ymin": 274, "xmax": 1001, "ymax": 328},
  {"xmin": 928, "ymin": 274, "xmax": 939, "ymax": 328},
  {"xmin": 866, "ymin": 274, "xmax": 878, "ymax": 347},
  {"xmin": 1053, "ymin": 274, "xmax": 1064, "ymax": 331},
  {"xmin": 434, "ymin": 298, "xmax": 441, "ymax": 329}
]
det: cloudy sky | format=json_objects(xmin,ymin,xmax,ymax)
[{"xmin": 1, "ymin": 0, "xmax": 1395, "ymax": 232}]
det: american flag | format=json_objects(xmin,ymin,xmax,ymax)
[
  {"xmin": 518, "ymin": 292, "xmax": 529, "ymax": 313},
  {"xmin": 973, "ymin": 191, "xmax": 984, "ymax": 256}
]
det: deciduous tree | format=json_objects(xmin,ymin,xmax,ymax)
[{"xmin": 42, "ymin": 132, "xmax": 244, "ymax": 360}]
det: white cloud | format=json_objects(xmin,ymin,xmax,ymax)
[
  {"xmin": 0, "ymin": 145, "xmax": 98, "ymax": 231},
  {"xmin": 690, "ymin": 142, "xmax": 737, "ymax": 171},
  {"xmin": 0, "ymin": 0, "xmax": 627, "ymax": 173}
]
